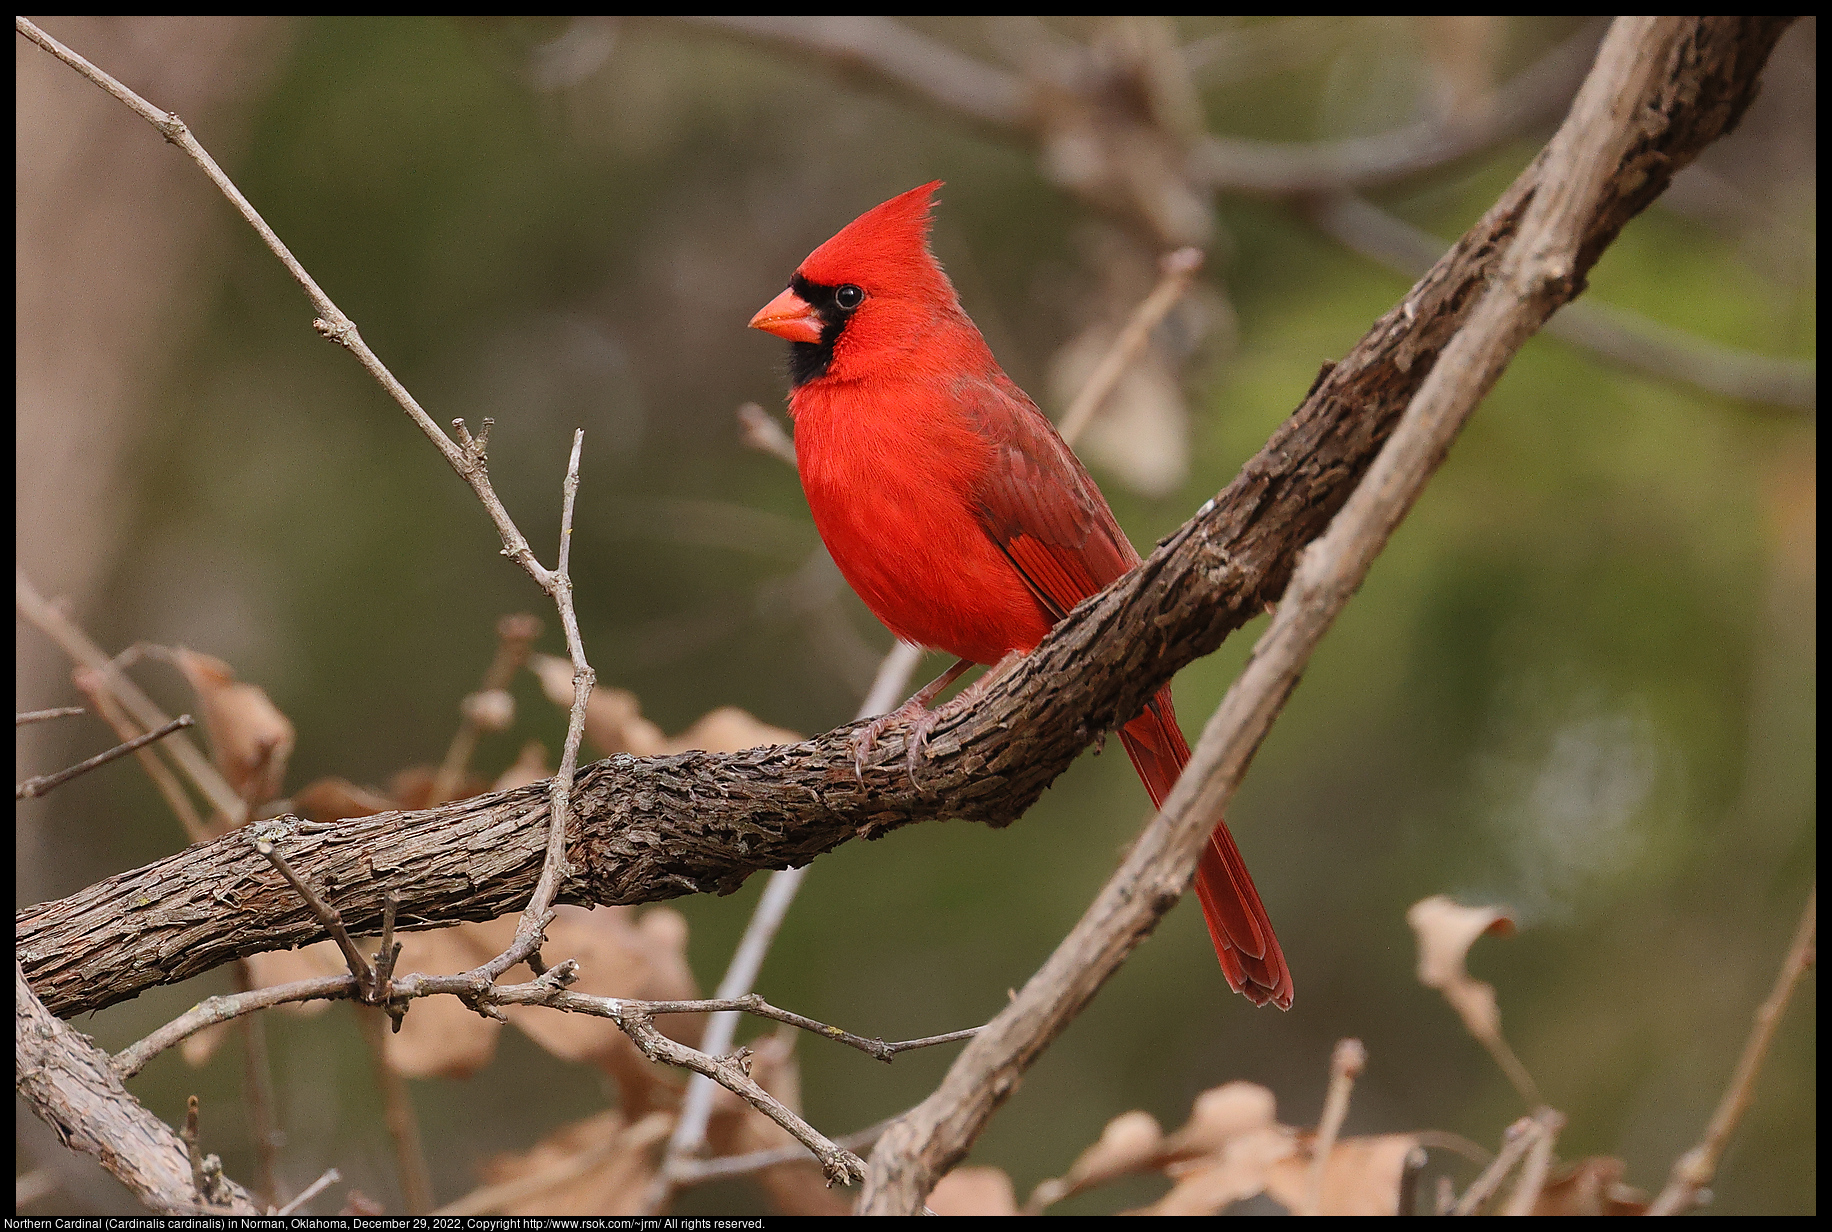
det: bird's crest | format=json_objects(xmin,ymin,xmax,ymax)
[{"xmin": 796, "ymin": 181, "xmax": 947, "ymax": 296}]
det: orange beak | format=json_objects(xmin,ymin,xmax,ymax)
[{"xmin": 748, "ymin": 286, "xmax": 824, "ymax": 344}]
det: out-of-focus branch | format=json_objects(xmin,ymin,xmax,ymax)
[
  {"xmin": 1309, "ymin": 193, "xmax": 1816, "ymax": 411},
  {"xmin": 16, "ymin": 569, "xmax": 242, "ymax": 822},
  {"xmin": 853, "ymin": 17, "xmax": 1795, "ymax": 1213},
  {"xmin": 1186, "ymin": 21, "xmax": 1602, "ymax": 196},
  {"xmin": 18, "ymin": 20, "xmax": 1793, "ymax": 1032},
  {"xmin": 658, "ymin": 16, "xmax": 1031, "ymax": 133},
  {"xmin": 1648, "ymin": 886, "xmax": 1817, "ymax": 1216},
  {"xmin": 15, "ymin": 714, "xmax": 194, "ymax": 800}
]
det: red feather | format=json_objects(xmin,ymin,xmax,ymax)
[{"xmin": 753, "ymin": 183, "xmax": 1292, "ymax": 1009}]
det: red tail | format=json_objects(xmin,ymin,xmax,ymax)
[{"xmin": 1119, "ymin": 688, "xmax": 1294, "ymax": 1010}]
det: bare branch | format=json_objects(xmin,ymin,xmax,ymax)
[
  {"xmin": 16, "ymin": 714, "xmax": 194, "ymax": 800},
  {"xmin": 15, "ymin": 962, "xmax": 261, "ymax": 1214},
  {"xmin": 1055, "ymin": 246, "xmax": 1204, "ymax": 447},
  {"xmin": 17, "ymin": 21, "xmax": 1794, "ymax": 1040},
  {"xmin": 1300, "ymin": 1038, "xmax": 1367, "ymax": 1216},
  {"xmin": 16, "ymin": 569, "xmax": 243, "ymax": 821},
  {"xmin": 276, "ymin": 1168, "xmax": 343, "ymax": 1217},
  {"xmin": 1185, "ymin": 21, "xmax": 1602, "ymax": 196},
  {"xmin": 1648, "ymin": 886, "xmax": 1817, "ymax": 1215},
  {"xmin": 661, "ymin": 16, "xmax": 1030, "ymax": 132},
  {"xmin": 852, "ymin": 17, "xmax": 1796, "ymax": 1213},
  {"xmin": 16, "ymin": 706, "xmax": 84, "ymax": 725},
  {"xmin": 1500, "ymin": 1109, "xmax": 1564, "ymax": 1215},
  {"xmin": 1309, "ymin": 193, "xmax": 1815, "ymax": 411}
]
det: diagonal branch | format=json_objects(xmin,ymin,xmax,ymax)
[
  {"xmin": 851, "ymin": 15, "xmax": 1796, "ymax": 1213},
  {"xmin": 16, "ymin": 18, "xmax": 1795, "ymax": 1033}
]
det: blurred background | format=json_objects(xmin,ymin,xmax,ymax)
[{"xmin": 16, "ymin": 15, "xmax": 1814, "ymax": 1216}]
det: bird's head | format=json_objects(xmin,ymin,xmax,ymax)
[{"xmin": 750, "ymin": 181, "xmax": 982, "ymax": 389}]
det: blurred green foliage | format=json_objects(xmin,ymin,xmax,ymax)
[{"xmin": 21, "ymin": 16, "xmax": 1813, "ymax": 1215}]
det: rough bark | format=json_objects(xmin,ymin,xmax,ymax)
[
  {"xmin": 16, "ymin": 963, "xmax": 261, "ymax": 1213},
  {"xmin": 16, "ymin": 15, "xmax": 1792, "ymax": 1024}
]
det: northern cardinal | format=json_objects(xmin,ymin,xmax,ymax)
[{"xmin": 750, "ymin": 183, "xmax": 1292, "ymax": 1009}]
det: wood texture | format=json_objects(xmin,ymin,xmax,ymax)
[{"xmin": 15, "ymin": 16, "xmax": 1792, "ymax": 1024}]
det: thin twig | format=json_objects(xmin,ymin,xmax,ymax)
[
  {"xmin": 1647, "ymin": 886, "xmax": 1816, "ymax": 1215},
  {"xmin": 672, "ymin": 1113, "xmax": 903, "ymax": 1185},
  {"xmin": 232, "ymin": 959, "xmax": 282, "ymax": 1208},
  {"xmin": 275, "ymin": 1168, "xmax": 343, "ymax": 1217},
  {"xmin": 114, "ymin": 975, "xmax": 360, "ymax": 1079},
  {"xmin": 70, "ymin": 669, "xmax": 209, "ymax": 842},
  {"xmin": 1055, "ymin": 247, "xmax": 1204, "ymax": 447},
  {"xmin": 430, "ymin": 613, "xmax": 543, "ymax": 806},
  {"xmin": 1451, "ymin": 1114, "xmax": 1540, "ymax": 1216},
  {"xmin": 856, "ymin": 17, "xmax": 1752, "ymax": 1212},
  {"xmin": 16, "ymin": 569, "xmax": 243, "ymax": 821},
  {"xmin": 15, "ymin": 706, "xmax": 84, "ymax": 725},
  {"xmin": 619, "ymin": 1006, "xmax": 866, "ymax": 1186},
  {"xmin": 181, "ymin": 1096, "xmax": 207, "ymax": 1202},
  {"xmin": 1500, "ymin": 1108, "xmax": 1564, "ymax": 1216},
  {"xmin": 737, "ymin": 401, "xmax": 798, "ymax": 465},
  {"xmin": 15, "ymin": 714, "xmax": 194, "ymax": 800},
  {"xmin": 251, "ymin": 837, "xmax": 375, "ymax": 998},
  {"xmin": 357, "ymin": 1005, "xmax": 435, "ymax": 1215},
  {"xmin": 1309, "ymin": 193, "xmax": 1815, "ymax": 412},
  {"xmin": 1301, "ymin": 1038, "xmax": 1367, "ymax": 1215}
]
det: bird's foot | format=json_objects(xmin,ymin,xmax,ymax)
[{"xmin": 850, "ymin": 656, "xmax": 976, "ymax": 784}]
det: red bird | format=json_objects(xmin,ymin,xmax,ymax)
[{"xmin": 750, "ymin": 183, "xmax": 1292, "ymax": 1009}]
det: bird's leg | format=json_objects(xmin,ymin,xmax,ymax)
[{"xmin": 852, "ymin": 656, "xmax": 975, "ymax": 781}]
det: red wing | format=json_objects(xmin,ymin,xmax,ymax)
[{"xmin": 958, "ymin": 376, "xmax": 1140, "ymax": 620}]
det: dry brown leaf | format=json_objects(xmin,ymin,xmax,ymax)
[
  {"xmin": 462, "ymin": 687, "xmax": 516, "ymax": 733},
  {"xmin": 1161, "ymin": 1081, "xmax": 1279, "ymax": 1161},
  {"xmin": 492, "ymin": 740, "xmax": 550, "ymax": 792},
  {"xmin": 662, "ymin": 705, "xmax": 799, "ymax": 755},
  {"xmin": 171, "ymin": 647, "xmax": 295, "ymax": 812},
  {"xmin": 930, "ymin": 1166, "xmax": 1019, "ymax": 1216},
  {"xmin": 181, "ymin": 941, "xmax": 348, "ymax": 1067},
  {"xmin": 292, "ymin": 777, "xmax": 395, "ymax": 822},
  {"xmin": 1532, "ymin": 1156, "xmax": 1648, "ymax": 1216},
  {"xmin": 1134, "ymin": 1125, "xmax": 1296, "ymax": 1215},
  {"xmin": 464, "ymin": 1108, "xmax": 673, "ymax": 1216},
  {"xmin": 1029, "ymin": 1109, "xmax": 1164, "ymax": 1210},
  {"xmin": 528, "ymin": 654, "xmax": 798, "ymax": 757},
  {"xmin": 1407, "ymin": 895, "xmax": 1515, "ymax": 1041},
  {"xmin": 387, "ymin": 764, "xmax": 486, "ymax": 809},
  {"xmin": 1263, "ymin": 1133, "xmax": 1422, "ymax": 1216},
  {"xmin": 503, "ymin": 905, "xmax": 701, "ymax": 1114}
]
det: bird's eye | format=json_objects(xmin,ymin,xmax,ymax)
[{"xmin": 835, "ymin": 284, "xmax": 864, "ymax": 310}]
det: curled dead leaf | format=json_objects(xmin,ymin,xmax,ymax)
[
  {"xmin": 1263, "ymin": 1133, "xmax": 1424, "ymax": 1216},
  {"xmin": 529, "ymin": 653, "xmax": 798, "ymax": 757},
  {"xmin": 1028, "ymin": 1109, "xmax": 1164, "ymax": 1211},
  {"xmin": 929, "ymin": 1166, "xmax": 1018, "ymax": 1216},
  {"xmin": 460, "ymin": 1109, "xmax": 673, "ymax": 1216},
  {"xmin": 1407, "ymin": 895, "xmax": 1515, "ymax": 1041},
  {"xmin": 1532, "ymin": 1156, "xmax": 1648, "ymax": 1216},
  {"xmin": 462, "ymin": 687, "xmax": 517, "ymax": 733},
  {"xmin": 384, "ymin": 927, "xmax": 507, "ymax": 1079},
  {"xmin": 171, "ymin": 647, "xmax": 295, "ymax": 813},
  {"xmin": 503, "ymin": 905, "xmax": 702, "ymax": 1114}
]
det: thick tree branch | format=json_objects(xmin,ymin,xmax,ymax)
[
  {"xmin": 16, "ymin": 17, "xmax": 1793, "ymax": 1028},
  {"xmin": 15, "ymin": 963, "xmax": 261, "ymax": 1214}
]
